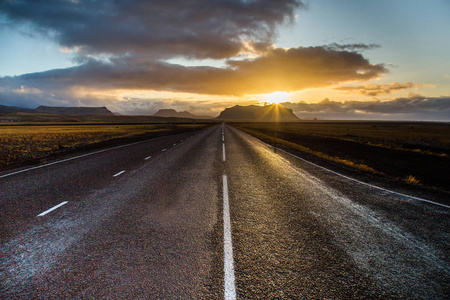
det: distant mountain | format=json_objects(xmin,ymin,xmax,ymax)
[
  {"xmin": 216, "ymin": 104, "xmax": 300, "ymax": 121},
  {"xmin": 35, "ymin": 106, "xmax": 114, "ymax": 116},
  {"xmin": 0, "ymin": 104, "xmax": 114, "ymax": 116},
  {"xmin": 0, "ymin": 105, "xmax": 34, "ymax": 113},
  {"xmin": 153, "ymin": 109, "xmax": 212, "ymax": 119}
]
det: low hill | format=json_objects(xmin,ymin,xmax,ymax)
[
  {"xmin": 216, "ymin": 104, "xmax": 300, "ymax": 122},
  {"xmin": 153, "ymin": 109, "xmax": 212, "ymax": 119}
]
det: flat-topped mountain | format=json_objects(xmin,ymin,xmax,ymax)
[
  {"xmin": 35, "ymin": 106, "xmax": 114, "ymax": 115},
  {"xmin": 153, "ymin": 109, "xmax": 212, "ymax": 119},
  {"xmin": 0, "ymin": 104, "xmax": 114, "ymax": 116},
  {"xmin": 216, "ymin": 104, "xmax": 300, "ymax": 121}
]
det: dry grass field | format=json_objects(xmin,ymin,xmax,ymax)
[
  {"xmin": 0, "ymin": 123, "xmax": 211, "ymax": 170},
  {"xmin": 230, "ymin": 122, "xmax": 450, "ymax": 191}
]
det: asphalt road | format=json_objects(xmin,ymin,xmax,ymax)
[{"xmin": 1, "ymin": 124, "xmax": 449, "ymax": 299}]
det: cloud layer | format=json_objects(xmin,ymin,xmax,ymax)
[
  {"xmin": 335, "ymin": 82, "xmax": 435, "ymax": 96},
  {"xmin": 0, "ymin": 46, "xmax": 387, "ymax": 98},
  {"xmin": 282, "ymin": 96, "xmax": 450, "ymax": 120}
]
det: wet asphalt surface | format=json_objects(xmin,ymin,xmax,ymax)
[{"xmin": 1, "ymin": 125, "xmax": 449, "ymax": 299}]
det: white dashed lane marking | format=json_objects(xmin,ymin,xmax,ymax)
[
  {"xmin": 113, "ymin": 170, "xmax": 125, "ymax": 177},
  {"xmin": 222, "ymin": 144, "xmax": 226, "ymax": 162},
  {"xmin": 223, "ymin": 174, "xmax": 236, "ymax": 300},
  {"xmin": 37, "ymin": 201, "xmax": 69, "ymax": 217}
]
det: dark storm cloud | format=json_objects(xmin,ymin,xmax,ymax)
[
  {"xmin": 0, "ymin": 0, "xmax": 304, "ymax": 60},
  {"xmin": 0, "ymin": 46, "xmax": 388, "ymax": 96},
  {"xmin": 282, "ymin": 96, "xmax": 450, "ymax": 120}
]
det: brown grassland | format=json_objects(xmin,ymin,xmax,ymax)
[
  {"xmin": 0, "ymin": 123, "xmax": 213, "ymax": 170},
  {"xmin": 230, "ymin": 121, "xmax": 450, "ymax": 192}
]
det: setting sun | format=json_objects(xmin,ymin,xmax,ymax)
[{"xmin": 263, "ymin": 91, "xmax": 290, "ymax": 104}]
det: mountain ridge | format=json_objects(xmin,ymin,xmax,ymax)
[
  {"xmin": 153, "ymin": 108, "xmax": 213, "ymax": 119},
  {"xmin": 1, "ymin": 104, "xmax": 301, "ymax": 122}
]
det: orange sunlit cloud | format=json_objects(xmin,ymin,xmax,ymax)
[{"xmin": 0, "ymin": 46, "xmax": 387, "ymax": 97}]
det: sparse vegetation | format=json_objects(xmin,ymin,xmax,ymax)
[
  {"xmin": 230, "ymin": 121, "xmax": 450, "ymax": 191},
  {"xmin": 404, "ymin": 175, "xmax": 420, "ymax": 185}
]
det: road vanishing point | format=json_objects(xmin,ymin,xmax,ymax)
[{"xmin": 1, "ymin": 125, "xmax": 449, "ymax": 299}]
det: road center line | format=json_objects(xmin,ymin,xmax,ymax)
[
  {"xmin": 37, "ymin": 201, "xmax": 68, "ymax": 217},
  {"xmin": 223, "ymin": 174, "xmax": 237, "ymax": 300},
  {"xmin": 113, "ymin": 170, "xmax": 125, "ymax": 177},
  {"xmin": 162, "ymin": 149, "xmax": 167, "ymax": 152},
  {"xmin": 145, "ymin": 156, "xmax": 152, "ymax": 160},
  {"xmin": 223, "ymin": 143, "xmax": 226, "ymax": 162}
]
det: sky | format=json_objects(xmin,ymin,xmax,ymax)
[{"xmin": 0, "ymin": 0, "xmax": 449, "ymax": 120}]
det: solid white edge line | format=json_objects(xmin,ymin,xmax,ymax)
[
  {"xmin": 223, "ymin": 174, "xmax": 237, "ymax": 300},
  {"xmin": 113, "ymin": 170, "xmax": 125, "ymax": 177},
  {"xmin": 223, "ymin": 143, "xmax": 226, "ymax": 162},
  {"xmin": 37, "ymin": 201, "xmax": 69, "ymax": 217},
  {"xmin": 276, "ymin": 148, "xmax": 450, "ymax": 209},
  {"xmin": 235, "ymin": 127, "xmax": 450, "ymax": 210}
]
